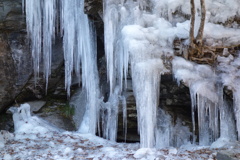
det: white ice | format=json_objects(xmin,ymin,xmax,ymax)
[
  {"xmin": 0, "ymin": 103, "xmax": 228, "ymax": 160},
  {"xmin": 217, "ymin": 54, "xmax": 240, "ymax": 140},
  {"xmin": 23, "ymin": 0, "xmax": 240, "ymax": 149}
]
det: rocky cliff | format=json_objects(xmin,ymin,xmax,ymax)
[
  {"xmin": 0, "ymin": 0, "xmax": 31, "ymax": 112},
  {"xmin": 0, "ymin": 0, "xmax": 66, "ymax": 112}
]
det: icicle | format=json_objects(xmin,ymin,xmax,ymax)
[
  {"xmin": 25, "ymin": 0, "xmax": 100, "ymax": 134},
  {"xmin": 171, "ymin": 118, "xmax": 191, "ymax": 148},
  {"xmin": 25, "ymin": 0, "xmax": 57, "ymax": 89},
  {"xmin": 25, "ymin": 0, "xmax": 42, "ymax": 83},
  {"xmin": 103, "ymin": 0, "xmax": 119, "ymax": 94},
  {"xmin": 131, "ymin": 59, "xmax": 164, "ymax": 148},
  {"xmin": 190, "ymin": 82, "xmax": 219, "ymax": 146},
  {"xmin": 22, "ymin": 0, "xmax": 25, "ymax": 13},
  {"xmin": 60, "ymin": 0, "xmax": 76, "ymax": 96},
  {"xmin": 101, "ymin": 87, "xmax": 120, "ymax": 141},
  {"xmin": 42, "ymin": 0, "xmax": 57, "ymax": 91},
  {"xmin": 155, "ymin": 108, "xmax": 171, "ymax": 148},
  {"xmin": 102, "ymin": 0, "xmax": 132, "ymax": 141},
  {"xmin": 103, "ymin": 0, "xmax": 131, "ymax": 94},
  {"xmin": 58, "ymin": 0, "xmax": 101, "ymax": 134},
  {"xmin": 121, "ymin": 95, "xmax": 127, "ymax": 141},
  {"xmin": 233, "ymin": 88, "xmax": 240, "ymax": 140},
  {"xmin": 197, "ymin": 94, "xmax": 211, "ymax": 145},
  {"xmin": 218, "ymin": 84, "xmax": 237, "ymax": 141},
  {"xmin": 190, "ymin": 88, "xmax": 197, "ymax": 144},
  {"xmin": 73, "ymin": 0, "xmax": 100, "ymax": 134}
]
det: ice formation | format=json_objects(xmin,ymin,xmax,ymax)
[
  {"xmin": 24, "ymin": 0, "xmax": 100, "ymax": 135},
  {"xmin": 24, "ymin": 0, "xmax": 43, "ymax": 83},
  {"xmin": 24, "ymin": 0, "xmax": 240, "ymax": 149},
  {"xmin": 103, "ymin": 0, "xmax": 240, "ymax": 147},
  {"xmin": 172, "ymin": 57, "xmax": 219, "ymax": 145},
  {"xmin": 3, "ymin": 106, "xmax": 226, "ymax": 159},
  {"xmin": 100, "ymin": 87, "xmax": 120, "ymax": 141},
  {"xmin": 217, "ymin": 54, "xmax": 240, "ymax": 140},
  {"xmin": 11, "ymin": 104, "xmax": 61, "ymax": 135},
  {"xmin": 60, "ymin": 0, "xmax": 100, "ymax": 135},
  {"xmin": 5, "ymin": 104, "xmax": 238, "ymax": 159}
]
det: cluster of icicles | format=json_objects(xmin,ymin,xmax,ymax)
[{"xmin": 23, "ymin": 0, "xmax": 239, "ymax": 148}]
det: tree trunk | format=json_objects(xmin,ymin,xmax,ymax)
[
  {"xmin": 190, "ymin": 0, "xmax": 195, "ymax": 49},
  {"xmin": 196, "ymin": 0, "xmax": 206, "ymax": 55}
]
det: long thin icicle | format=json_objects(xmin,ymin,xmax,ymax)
[
  {"xmin": 121, "ymin": 95, "xmax": 127, "ymax": 142},
  {"xmin": 103, "ymin": 0, "xmax": 119, "ymax": 94},
  {"xmin": 25, "ymin": 0, "xmax": 57, "ymax": 89},
  {"xmin": 60, "ymin": 0, "xmax": 75, "ymax": 96},
  {"xmin": 25, "ymin": 0, "xmax": 42, "ymax": 83},
  {"xmin": 43, "ymin": 0, "xmax": 57, "ymax": 90},
  {"xmin": 77, "ymin": 0, "xmax": 100, "ymax": 134},
  {"xmin": 233, "ymin": 89, "xmax": 240, "ymax": 140},
  {"xmin": 103, "ymin": 0, "xmax": 131, "ymax": 94},
  {"xmin": 102, "ymin": 0, "xmax": 129, "ymax": 141}
]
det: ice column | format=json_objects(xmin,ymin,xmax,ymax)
[
  {"xmin": 103, "ymin": 0, "xmax": 171, "ymax": 146},
  {"xmin": 103, "ymin": 0, "xmax": 119, "ymax": 94},
  {"xmin": 132, "ymin": 59, "xmax": 165, "ymax": 148},
  {"xmin": 218, "ymin": 85, "xmax": 237, "ymax": 141},
  {"xmin": 25, "ymin": 0, "xmax": 57, "ymax": 88},
  {"xmin": 102, "ymin": 0, "xmax": 131, "ymax": 141},
  {"xmin": 25, "ymin": 0, "xmax": 100, "ymax": 134},
  {"xmin": 217, "ymin": 54, "xmax": 240, "ymax": 141},
  {"xmin": 100, "ymin": 87, "xmax": 120, "ymax": 141},
  {"xmin": 25, "ymin": 0, "xmax": 42, "ymax": 82},
  {"xmin": 233, "ymin": 88, "xmax": 240, "ymax": 140},
  {"xmin": 60, "ymin": 0, "xmax": 100, "ymax": 134},
  {"xmin": 103, "ymin": 0, "xmax": 135, "ymax": 94},
  {"xmin": 190, "ymin": 82, "xmax": 219, "ymax": 145},
  {"xmin": 43, "ymin": 0, "xmax": 57, "ymax": 89},
  {"xmin": 60, "ymin": 0, "xmax": 76, "ymax": 96},
  {"xmin": 172, "ymin": 57, "xmax": 221, "ymax": 145},
  {"xmin": 102, "ymin": 0, "xmax": 151, "ymax": 142},
  {"xmin": 155, "ymin": 108, "xmax": 172, "ymax": 148},
  {"xmin": 121, "ymin": 95, "xmax": 127, "ymax": 141}
]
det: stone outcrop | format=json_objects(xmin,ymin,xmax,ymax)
[
  {"xmin": 0, "ymin": 0, "xmax": 65, "ymax": 112},
  {"xmin": 0, "ymin": 0, "xmax": 31, "ymax": 112}
]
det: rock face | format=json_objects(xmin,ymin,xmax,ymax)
[
  {"xmin": 0, "ymin": 0, "xmax": 32, "ymax": 112},
  {"xmin": 0, "ymin": 0, "xmax": 106, "ymax": 113},
  {"xmin": 216, "ymin": 151, "xmax": 240, "ymax": 160},
  {"xmin": 0, "ymin": 0, "xmax": 65, "ymax": 113}
]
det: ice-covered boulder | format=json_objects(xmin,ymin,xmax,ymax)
[{"xmin": 12, "ymin": 103, "xmax": 61, "ymax": 135}]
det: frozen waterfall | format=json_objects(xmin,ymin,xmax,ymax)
[
  {"xmin": 24, "ymin": 0, "xmax": 240, "ymax": 149},
  {"xmin": 59, "ymin": 0, "xmax": 100, "ymax": 134},
  {"xmin": 24, "ymin": 0, "xmax": 100, "ymax": 134}
]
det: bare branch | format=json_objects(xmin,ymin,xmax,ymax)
[
  {"xmin": 196, "ymin": 0, "xmax": 206, "ymax": 46},
  {"xmin": 189, "ymin": 0, "xmax": 195, "ymax": 49}
]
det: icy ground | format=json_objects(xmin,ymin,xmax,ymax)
[
  {"xmin": 1, "ymin": 129, "xmax": 240, "ymax": 160},
  {"xmin": 0, "ymin": 131, "xmax": 219, "ymax": 160},
  {"xmin": 0, "ymin": 104, "xmax": 239, "ymax": 160}
]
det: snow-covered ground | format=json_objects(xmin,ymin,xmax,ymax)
[
  {"xmin": 0, "ymin": 130, "xmax": 217, "ymax": 160},
  {"xmin": 0, "ymin": 131, "xmax": 218, "ymax": 160},
  {"xmin": 1, "ymin": 104, "xmax": 240, "ymax": 160}
]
